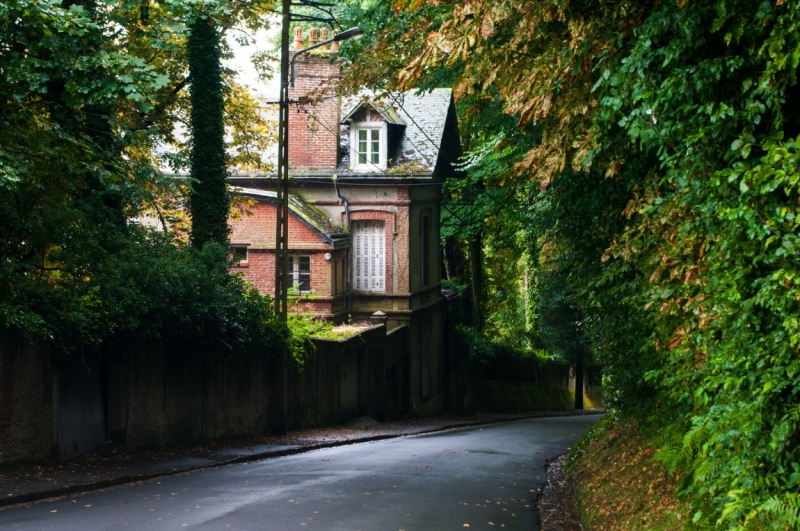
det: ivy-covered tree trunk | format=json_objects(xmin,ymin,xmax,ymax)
[{"xmin": 188, "ymin": 14, "xmax": 229, "ymax": 249}]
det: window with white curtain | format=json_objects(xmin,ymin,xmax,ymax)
[{"xmin": 288, "ymin": 255, "xmax": 311, "ymax": 294}]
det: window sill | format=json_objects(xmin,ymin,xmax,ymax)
[{"xmin": 350, "ymin": 164, "xmax": 387, "ymax": 173}]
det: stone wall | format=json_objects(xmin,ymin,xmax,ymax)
[{"xmin": 292, "ymin": 323, "xmax": 401, "ymax": 427}]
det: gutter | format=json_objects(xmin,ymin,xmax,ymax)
[{"xmin": 332, "ymin": 174, "xmax": 352, "ymax": 318}]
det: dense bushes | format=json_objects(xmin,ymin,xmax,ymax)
[
  {"xmin": 1, "ymin": 229, "xmax": 285, "ymax": 362},
  {"xmin": 0, "ymin": 1, "xmax": 285, "ymax": 366}
]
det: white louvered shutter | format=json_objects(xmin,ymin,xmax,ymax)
[{"xmin": 353, "ymin": 221, "xmax": 385, "ymax": 292}]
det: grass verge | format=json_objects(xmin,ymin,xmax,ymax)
[{"xmin": 566, "ymin": 415, "xmax": 702, "ymax": 531}]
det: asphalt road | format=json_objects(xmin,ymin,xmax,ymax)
[{"xmin": 0, "ymin": 414, "xmax": 602, "ymax": 531}]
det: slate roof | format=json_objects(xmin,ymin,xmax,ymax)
[
  {"xmin": 233, "ymin": 187, "xmax": 345, "ymax": 243},
  {"xmin": 340, "ymin": 88, "xmax": 457, "ymax": 174}
]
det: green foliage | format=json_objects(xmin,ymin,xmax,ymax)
[
  {"xmin": 350, "ymin": 0, "xmax": 800, "ymax": 526},
  {"xmin": 188, "ymin": 12, "xmax": 230, "ymax": 248},
  {"xmin": 285, "ymin": 313, "xmax": 323, "ymax": 370},
  {"xmin": 455, "ymin": 324, "xmax": 563, "ymax": 381},
  {"xmin": 2, "ymin": 229, "xmax": 284, "ymax": 361},
  {"xmin": 0, "ymin": 0, "xmax": 285, "ymax": 366},
  {"xmin": 336, "ymin": 0, "xmax": 454, "ymax": 94},
  {"xmin": 530, "ymin": 162, "xmax": 659, "ymax": 414},
  {"xmin": 536, "ymin": 272, "xmax": 589, "ymax": 365},
  {"xmin": 455, "ymin": 324, "xmax": 497, "ymax": 367},
  {"xmin": 756, "ymin": 494, "xmax": 800, "ymax": 529},
  {"xmin": 590, "ymin": 3, "xmax": 800, "ymax": 526}
]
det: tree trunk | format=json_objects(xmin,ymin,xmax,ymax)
[
  {"xmin": 442, "ymin": 235, "xmax": 455, "ymax": 281},
  {"xmin": 574, "ymin": 349, "xmax": 584, "ymax": 410},
  {"xmin": 469, "ymin": 231, "xmax": 483, "ymax": 331}
]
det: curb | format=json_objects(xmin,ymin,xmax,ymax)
[{"xmin": 0, "ymin": 410, "xmax": 604, "ymax": 510}]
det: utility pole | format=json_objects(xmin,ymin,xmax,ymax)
[
  {"xmin": 275, "ymin": 0, "xmax": 291, "ymax": 323},
  {"xmin": 271, "ymin": 0, "xmax": 360, "ymax": 432},
  {"xmin": 271, "ymin": 0, "xmax": 291, "ymax": 435}
]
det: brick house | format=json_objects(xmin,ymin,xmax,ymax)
[{"xmin": 229, "ymin": 28, "xmax": 462, "ymax": 412}]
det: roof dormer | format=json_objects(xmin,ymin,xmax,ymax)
[
  {"xmin": 341, "ymin": 102, "xmax": 406, "ymax": 172},
  {"xmin": 336, "ymin": 90, "xmax": 460, "ymax": 177}
]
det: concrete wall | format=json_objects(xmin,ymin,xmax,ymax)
[
  {"xmin": 0, "ymin": 302, "xmax": 444, "ymax": 461},
  {"xmin": 0, "ymin": 331, "xmax": 55, "ymax": 464},
  {"xmin": 109, "ymin": 343, "xmax": 275, "ymax": 449},
  {"xmin": 295, "ymin": 324, "xmax": 399, "ymax": 427}
]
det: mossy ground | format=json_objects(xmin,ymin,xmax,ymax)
[
  {"xmin": 567, "ymin": 415, "xmax": 701, "ymax": 531},
  {"xmin": 483, "ymin": 381, "xmax": 571, "ymax": 412},
  {"xmin": 482, "ymin": 381, "xmax": 599, "ymax": 412}
]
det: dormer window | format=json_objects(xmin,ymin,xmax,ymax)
[
  {"xmin": 351, "ymin": 122, "xmax": 386, "ymax": 171},
  {"xmin": 343, "ymin": 102, "xmax": 405, "ymax": 172}
]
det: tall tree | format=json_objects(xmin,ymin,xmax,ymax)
[{"xmin": 188, "ymin": 10, "xmax": 229, "ymax": 248}]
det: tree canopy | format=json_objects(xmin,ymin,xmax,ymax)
[
  {"xmin": 0, "ymin": 0, "xmax": 283, "ymax": 361},
  {"xmin": 338, "ymin": 0, "xmax": 800, "ymax": 526}
]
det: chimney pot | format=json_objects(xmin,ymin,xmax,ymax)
[
  {"xmin": 308, "ymin": 28, "xmax": 319, "ymax": 47},
  {"xmin": 331, "ymin": 31, "xmax": 339, "ymax": 52},
  {"xmin": 293, "ymin": 27, "xmax": 303, "ymax": 50},
  {"xmin": 320, "ymin": 28, "xmax": 330, "ymax": 48}
]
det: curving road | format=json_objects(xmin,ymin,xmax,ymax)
[{"xmin": 0, "ymin": 414, "xmax": 602, "ymax": 531}]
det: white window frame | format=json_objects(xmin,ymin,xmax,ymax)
[
  {"xmin": 352, "ymin": 220, "xmax": 385, "ymax": 292},
  {"xmin": 350, "ymin": 122, "xmax": 387, "ymax": 171},
  {"xmin": 288, "ymin": 255, "xmax": 311, "ymax": 295}
]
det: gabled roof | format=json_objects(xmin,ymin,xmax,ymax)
[
  {"xmin": 340, "ymin": 88, "xmax": 459, "ymax": 174},
  {"xmin": 233, "ymin": 187, "xmax": 345, "ymax": 244},
  {"xmin": 340, "ymin": 100, "xmax": 406, "ymax": 126}
]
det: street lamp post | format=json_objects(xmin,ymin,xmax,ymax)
[
  {"xmin": 272, "ymin": 12, "xmax": 361, "ymax": 434},
  {"xmin": 274, "ymin": 23, "xmax": 363, "ymax": 322}
]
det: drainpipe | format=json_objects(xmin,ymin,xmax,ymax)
[{"xmin": 332, "ymin": 174, "xmax": 352, "ymax": 318}]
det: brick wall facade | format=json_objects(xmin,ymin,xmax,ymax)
[{"xmin": 229, "ymin": 199, "xmax": 346, "ymax": 319}]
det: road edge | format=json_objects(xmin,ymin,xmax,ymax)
[{"xmin": 0, "ymin": 410, "xmax": 604, "ymax": 510}]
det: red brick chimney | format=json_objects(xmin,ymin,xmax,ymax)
[{"xmin": 288, "ymin": 28, "xmax": 342, "ymax": 171}]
